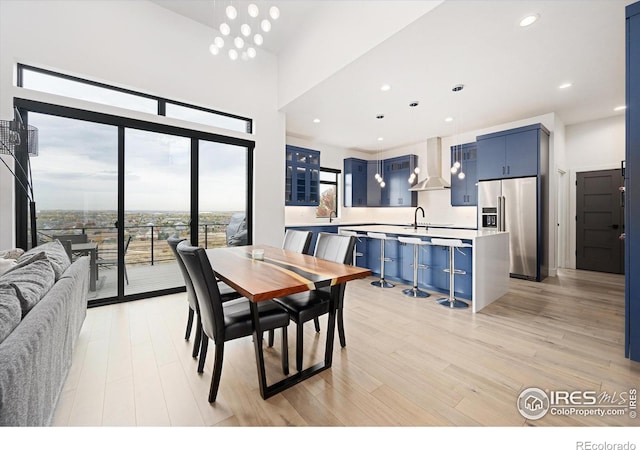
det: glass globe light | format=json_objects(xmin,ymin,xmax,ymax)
[
  {"xmin": 453, "ymin": 161, "xmax": 461, "ymax": 169},
  {"xmin": 247, "ymin": 47, "xmax": 257, "ymax": 58},
  {"xmin": 375, "ymin": 173, "xmax": 381, "ymax": 181},
  {"xmin": 408, "ymin": 176, "xmax": 414, "ymax": 183},
  {"xmin": 261, "ymin": 19, "xmax": 271, "ymax": 32},
  {"xmin": 451, "ymin": 166, "xmax": 458, "ymax": 174},
  {"xmin": 269, "ymin": 6, "xmax": 280, "ymax": 20},
  {"xmin": 220, "ymin": 23, "xmax": 231, "ymax": 36},
  {"xmin": 248, "ymin": 3, "xmax": 259, "ymax": 18},
  {"xmin": 458, "ymin": 171, "xmax": 466, "ymax": 180},
  {"xmin": 380, "ymin": 181, "xmax": 386, "ymax": 188},
  {"xmin": 209, "ymin": 44, "xmax": 220, "ymax": 55},
  {"xmin": 214, "ymin": 36, "xmax": 224, "ymax": 48},
  {"xmin": 253, "ymin": 34, "xmax": 264, "ymax": 46},
  {"xmin": 241, "ymin": 24, "xmax": 251, "ymax": 37},
  {"xmin": 226, "ymin": 5, "xmax": 237, "ymax": 20},
  {"xmin": 228, "ymin": 49, "xmax": 238, "ymax": 60},
  {"xmin": 234, "ymin": 36, "xmax": 245, "ymax": 49},
  {"xmin": 414, "ymin": 167, "xmax": 420, "ymax": 174}
]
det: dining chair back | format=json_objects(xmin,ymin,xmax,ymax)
[
  {"xmin": 283, "ymin": 229, "xmax": 313, "ymax": 254},
  {"xmin": 273, "ymin": 232, "xmax": 355, "ymax": 372},
  {"xmin": 176, "ymin": 240, "xmax": 290, "ymax": 402}
]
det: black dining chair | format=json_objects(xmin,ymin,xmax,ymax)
[
  {"xmin": 168, "ymin": 236, "xmax": 242, "ymax": 359},
  {"xmin": 282, "ymin": 229, "xmax": 313, "ymax": 254},
  {"xmin": 273, "ymin": 232, "xmax": 355, "ymax": 372},
  {"xmin": 176, "ymin": 240, "xmax": 290, "ymax": 403}
]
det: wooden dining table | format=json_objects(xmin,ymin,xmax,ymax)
[{"xmin": 205, "ymin": 244, "xmax": 371, "ymax": 399}]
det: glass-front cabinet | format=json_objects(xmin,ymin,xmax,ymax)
[{"xmin": 285, "ymin": 145, "xmax": 320, "ymax": 206}]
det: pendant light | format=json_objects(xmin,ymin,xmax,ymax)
[{"xmin": 449, "ymin": 84, "xmax": 465, "ymax": 180}]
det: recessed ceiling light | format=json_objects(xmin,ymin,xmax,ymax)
[
  {"xmin": 376, "ymin": 114, "xmax": 385, "ymax": 119},
  {"xmin": 380, "ymin": 84, "xmax": 391, "ymax": 92},
  {"xmin": 445, "ymin": 117, "xmax": 453, "ymax": 122},
  {"xmin": 409, "ymin": 101, "xmax": 419, "ymax": 108},
  {"xmin": 520, "ymin": 14, "xmax": 539, "ymax": 27},
  {"xmin": 614, "ymin": 105, "xmax": 627, "ymax": 111},
  {"xmin": 559, "ymin": 82, "xmax": 572, "ymax": 89},
  {"xmin": 377, "ymin": 137, "xmax": 384, "ymax": 141},
  {"xmin": 313, "ymin": 118, "xmax": 320, "ymax": 123}
]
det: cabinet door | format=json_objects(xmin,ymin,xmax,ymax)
[
  {"xmin": 450, "ymin": 147, "xmax": 467, "ymax": 206},
  {"xmin": 505, "ymin": 129, "xmax": 538, "ymax": 177},
  {"xmin": 366, "ymin": 161, "xmax": 381, "ymax": 206},
  {"xmin": 464, "ymin": 158, "xmax": 478, "ymax": 205},
  {"xmin": 477, "ymin": 136, "xmax": 506, "ymax": 180},
  {"xmin": 353, "ymin": 160, "xmax": 368, "ymax": 206}
]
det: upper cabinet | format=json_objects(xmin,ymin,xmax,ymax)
[
  {"xmin": 286, "ymin": 145, "xmax": 320, "ymax": 206},
  {"xmin": 476, "ymin": 124, "xmax": 549, "ymax": 180},
  {"xmin": 450, "ymin": 142, "xmax": 478, "ymax": 206},
  {"xmin": 344, "ymin": 155, "xmax": 417, "ymax": 208}
]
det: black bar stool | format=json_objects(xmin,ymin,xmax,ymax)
[
  {"xmin": 367, "ymin": 232, "xmax": 395, "ymax": 288},
  {"xmin": 397, "ymin": 236, "xmax": 430, "ymax": 298},
  {"xmin": 431, "ymin": 238, "xmax": 471, "ymax": 309}
]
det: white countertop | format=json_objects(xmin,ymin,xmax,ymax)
[{"xmin": 337, "ymin": 224, "xmax": 507, "ymax": 241}]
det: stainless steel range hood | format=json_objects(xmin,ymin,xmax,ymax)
[{"xmin": 409, "ymin": 137, "xmax": 451, "ymax": 191}]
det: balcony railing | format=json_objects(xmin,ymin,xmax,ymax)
[{"xmin": 38, "ymin": 223, "xmax": 230, "ymax": 267}]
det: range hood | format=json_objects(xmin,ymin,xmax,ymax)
[{"xmin": 409, "ymin": 137, "xmax": 451, "ymax": 191}]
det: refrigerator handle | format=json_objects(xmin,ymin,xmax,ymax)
[{"xmin": 498, "ymin": 196, "xmax": 506, "ymax": 232}]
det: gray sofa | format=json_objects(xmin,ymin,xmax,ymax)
[{"xmin": 0, "ymin": 241, "xmax": 89, "ymax": 426}]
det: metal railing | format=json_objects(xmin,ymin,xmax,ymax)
[{"xmin": 38, "ymin": 222, "xmax": 230, "ymax": 266}]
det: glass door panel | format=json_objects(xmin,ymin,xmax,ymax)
[
  {"xmin": 198, "ymin": 141, "xmax": 248, "ymax": 249},
  {"xmin": 124, "ymin": 129, "xmax": 190, "ymax": 296},
  {"xmin": 27, "ymin": 113, "xmax": 118, "ymax": 302}
]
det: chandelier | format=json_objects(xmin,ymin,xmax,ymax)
[{"xmin": 209, "ymin": 1, "xmax": 280, "ymax": 61}]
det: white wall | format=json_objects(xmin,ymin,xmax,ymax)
[
  {"xmin": 0, "ymin": 0, "xmax": 285, "ymax": 249},
  {"xmin": 565, "ymin": 114, "xmax": 626, "ymax": 268}
]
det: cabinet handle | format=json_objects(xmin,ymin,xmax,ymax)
[
  {"xmin": 507, "ymin": 165, "xmax": 510, "ymax": 175},
  {"xmin": 502, "ymin": 166, "xmax": 505, "ymax": 175}
]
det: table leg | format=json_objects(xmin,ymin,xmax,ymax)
[{"xmin": 249, "ymin": 287, "xmax": 341, "ymax": 400}]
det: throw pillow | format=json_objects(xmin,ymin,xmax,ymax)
[
  {"xmin": 16, "ymin": 240, "xmax": 71, "ymax": 280},
  {"xmin": 2, "ymin": 251, "xmax": 47, "ymax": 277},
  {"xmin": 0, "ymin": 248, "xmax": 25, "ymax": 260},
  {"xmin": 0, "ymin": 259, "xmax": 55, "ymax": 317},
  {"xmin": 0, "ymin": 286, "xmax": 22, "ymax": 344},
  {"xmin": 0, "ymin": 259, "xmax": 17, "ymax": 276}
]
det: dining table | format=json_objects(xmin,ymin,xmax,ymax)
[{"xmin": 205, "ymin": 244, "xmax": 371, "ymax": 400}]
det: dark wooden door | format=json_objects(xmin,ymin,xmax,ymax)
[{"xmin": 576, "ymin": 169, "xmax": 624, "ymax": 273}]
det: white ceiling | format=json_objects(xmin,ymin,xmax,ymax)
[{"xmin": 152, "ymin": 0, "xmax": 630, "ymax": 152}]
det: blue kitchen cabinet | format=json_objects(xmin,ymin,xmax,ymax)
[
  {"xmin": 344, "ymin": 158, "xmax": 368, "ymax": 207},
  {"xmin": 625, "ymin": 1, "xmax": 640, "ymax": 361},
  {"xmin": 450, "ymin": 142, "xmax": 478, "ymax": 206},
  {"xmin": 427, "ymin": 241, "xmax": 472, "ymax": 300},
  {"xmin": 381, "ymin": 155, "xmax": 418, "ymax": 207},
  {"xmin": 366, "ymin": 236, "xmax": 400, "ymax": 279},
  {"xmin": 476, "ymin": 124, "xmax": 547, "ymax": 181},
  {"xmin": 366, "ymin": 161, "xmax": 382, "ymax": 207},
  {"xmin": 285, "ymin": 145, "xmax": 320, "ymax": 206},
  {"xmin": 399, "ymin": 239, "xmax": 432, "ymax": 287}
]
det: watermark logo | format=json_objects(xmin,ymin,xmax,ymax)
[
  {"xmin": 517, "ymin": 387, "xmax": 637, "ymax": 420},
  {"xmin": 517, "ymin": 387, "xmax": 550, "ymax": 420}
]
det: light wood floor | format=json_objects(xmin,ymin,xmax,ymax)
[{"xmin": 52, "ymin": 268, "xmax": 639, "ymax": 427}]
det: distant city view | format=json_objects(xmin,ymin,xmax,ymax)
[{"xmin": 36, "ymin": 210, "xmax": 240, "ymax": 265}]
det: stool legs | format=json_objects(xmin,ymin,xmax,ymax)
[
  {"xmin": 371, "ymin": 239, "xmax": 394, "ymax": 288},
  {"xmin": 402, "ymin": 244, "xmax": 430, "ymax": 298},
  {"xmin": 437, "ymin": 246, "xmax": 468, "ymax": 309}
]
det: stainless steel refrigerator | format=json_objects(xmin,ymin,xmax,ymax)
[{"xmin": 477, "ymin": 176, "xmax": 544, "ymax": 281}]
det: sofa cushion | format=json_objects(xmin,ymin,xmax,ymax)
[
  {"xmin": 16, "ymin": 241, "xmax": 70, "ymax": 280},
  {"xmin": 0, "ymin": 259, "xmax": 17, "ymax": 276},
  {"xmin": 2, "ymin": 251, "xmax": 47, "ymax": 278},
  {"xmin": 0, "ymin": 259, "xmax": 56, "ymax": 317},
  {"xmin": 0, "ymin": 248, "xmax": 25, "ymax": 260},
  {"xmin": 0, "ymin": 286, "xmax": 21, "ymax": 343}
]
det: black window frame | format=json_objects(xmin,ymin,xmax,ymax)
[{"xmin": 316, "ymin": 166, "xmax": 340, "ymax": 218}]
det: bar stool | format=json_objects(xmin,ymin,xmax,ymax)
[
  {"xmin": 431, "ymin": 238, "xmax": 471, "ymax": 309},
  {"xmin": 367, "ymin": 232, "xmax": 395, "ymax": 288},
  {"xmin": 397, "ymin": 236, "xmax": 431, "ymax": 298},
  {"xmin": 339, "ymin": 230, "xmax": 366, "ymax": 265}
]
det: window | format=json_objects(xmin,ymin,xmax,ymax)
[
  {"xmin": 316, "ymin": 168, "xmax": 339, "ymax": 218},
  {"xmin": 18, "ymin": 64, "xmax": 253, "ymax": 134}
]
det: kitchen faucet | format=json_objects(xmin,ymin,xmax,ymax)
[
  {"xmin": 413, "ymin": 206, "xmax": 425, "ymax": 230},
  {"xmin": 329, "ymin": 210, "xmax": 337, "ymax": 223}
]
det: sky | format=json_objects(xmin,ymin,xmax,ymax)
[{"xmin": 28, "ymin": 112, "xmax": 248, "ymax": 212}]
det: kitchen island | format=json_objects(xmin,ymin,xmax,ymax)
[{"xmin": 337, "ymin": 225, "xmax": 510, "ymax": 313}]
